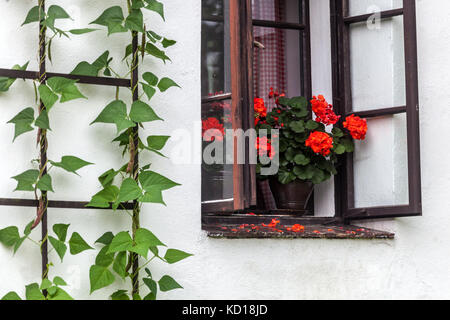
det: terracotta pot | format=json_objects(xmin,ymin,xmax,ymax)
[{"xmin": 270, "ymin": 178, "xmax": 314, "ymax": 212}]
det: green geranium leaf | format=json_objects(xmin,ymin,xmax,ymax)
[
  {"xmin": 294, "ymin": 154, "xmax": 310, "ymax": 166},
  {"xmin": 7, "ymin": 107, "xmax": 35, "ymax": 141},
  {"xmin": 25, "ymin": 283, "xmax": 45, "ymax": 300},
  {"xmin": 306, "ymin": 120, "xmax": 319, "ymax": 130},
  {"xmin": 12, "ymin": 169, "xmax": 39, "ymax": 191},
  {"xmin": 69, "ymin": 232, "xmax": 93, "ymax": 255},
  {"xmin": 89, "ymin": 265, "xmax": 115, "ymax": 294},
  {"xmin": 158, "ymin": 275, "xmax": 182, "ymax": 292},
  {"xmin": 36, "ymin": 174, "xmax": 54, "ymax": 192},
  {"xmin": 129, "ymin": 100, "xmax": 162, "ymax": 123},
  {"xmin": 117, "ymin": 178, "xmax": 142, "ymax": 203},
  {"xmin": 53, "ymin": 224, "xmax": 70, "ymax": 242},
  {"xmin": 139, "ymin": 171, "xmax": 180, "ymax": 194},
  {"xmin": 1, "ymin": 291, "xmax": 22, "ymax": 300},
  {"xmin": 112, "ymin": 251, "xmax": 127, "ymax": 278},
  {"xmin": 145, "ymin": 0, "xmax": 165, "ymax": 21},
  {"xmin": 341, "ymin": 138, "xmax": 355, "ymax": 153},
  {"xmin": 157, "ymin": 77, "xmax": 180, "ymax": 92},
  {"xmin": 22, "ymin": 6, "xmax": 45, "ymax": 26},
  {"xmin": 334, "ymin": 144, "xmax": 346, "ymax": 155},
  {"xmin": 50, "ymin": 156, "xmax": 93, "ymax": 176},
  {"xmin": 0, "ymin": 226, "xmax": 20, "ymax": 247},
  {"xmin": 107, "ymin": 231, "xmax": 133, "ymax": 254},
  {"xmin": 95, "ymin": 232, "xmax": 115, "ymax": 245},
  {"xmin": 289, "ymin": 120, "xmax": 305, "ymax": 133},
  {"xmin": 38, "ymin": 85, "xmax": 58, "ymax": 111},
  {"xmin": 164, "ymin": 249, "xmax": 193, "ymax": 264},
  {"xmin": 49, "ymin": 236, "xmax": 67, "ymax": 262}
]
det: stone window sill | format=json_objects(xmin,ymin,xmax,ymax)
[{"xmin": 202, "ymin": 214, "xmax": 395, "ymax": 240}]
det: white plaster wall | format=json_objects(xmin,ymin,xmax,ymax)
[{"xmin": 0, "ymin": 0, "xmax": 450, "ymax": 300}]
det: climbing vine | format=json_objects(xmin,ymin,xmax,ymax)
[{"xmin": 0, "ymin": 0, "xmax": 191, "ymax": 300}]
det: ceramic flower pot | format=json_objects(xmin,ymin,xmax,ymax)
[{"xmin": 269, "ymin": 178, "xmax": 314, "ymax": 212}]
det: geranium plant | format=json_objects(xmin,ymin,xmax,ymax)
[{"xmin": 255, "ymin": 90, "xmax": 368, "ymax": 185}]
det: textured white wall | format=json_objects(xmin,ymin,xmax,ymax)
[{"xmin": 0, "ymin": 0, "xmax": 450, "ymax": 300}]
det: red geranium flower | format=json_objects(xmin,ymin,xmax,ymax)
[
  {"xmin": 202, "ymin": 117, "xmax": 224, "ymax": 141},
  {"xmin": 305, "ymin": 131, "xmax": 334, "ymax": 156},
  {"xmin": 254, "ymin": 97, "xmax": 267, "ymax": 118},
  {"xmin": 256, "ymin": 137, "xmax": 276, "ymax": 159},
  {"xmin": 343, "ymin": 114, "xmax": 368, "ymax": 140},
  {"xmin": 311, "ymin": 95, "xmax": 340, "ymax": 126}
]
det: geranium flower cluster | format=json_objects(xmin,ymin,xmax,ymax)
[
  {"xmin": 305, "ymin": 131, "xmax": 334, "ymax": 156},
  {"xmin": 310, "ymin": 95, "xmax": 340, "ymax": 126},
  {"xmin": 343, "ymin": 114, "xmax": 368, "ymax": 140},
  {"xmin": 202, "ymin": 117, "xmax": 224, "ymax": 142}
]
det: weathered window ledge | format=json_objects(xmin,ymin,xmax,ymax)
[{"xmin": 202, "ymin": 214, "xmax": 395, "ymax": 240}]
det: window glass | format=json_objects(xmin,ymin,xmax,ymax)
[
  {"xmin": 348, "ymin": 0, "xmax": 403, "ymax": 16},
  {"xmin": 253, "ymin": 27, "xmax": 302, "ymax": 110},
  {"xmin": 353, "ymin": 113, "xmax": 409, "ymax": 208},
  {"xmin": 203, "ymin": 0, "xmax": 224, "ymax": 17},
  {"xmin": 350, "ymin": 16, "xmax": 405, "ymax": 111},
  {"xmin": 252, "ymin": 0, "xmax": 300, "ymax": 24}
]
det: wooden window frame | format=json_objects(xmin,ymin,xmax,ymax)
[{"xmin": 330, "ymin": 0, "xmax": 422, "ymax": 221}]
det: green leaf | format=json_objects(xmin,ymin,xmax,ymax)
[
  {"xmin": 129, "ymin": 100, "xmax": 162, "ymax": 123},
  {"xmin": 125, "ymin": 9, "xmax": 144, "ymax": 32},
  {"xmin": 111, "ymin": 290, "xmax": 130, "ymax": 300},
  {"xmin": 117, "ymin": 178, "xmax": 142, "ymax": 203},
  {"xmin": 7, "ymin": 107, "xmax": 35, "ymax": 141},
  {"xmin": 95, "ymin": 232, "xmax": 115, "ymax": 245},
  {"xmin": 334, "ymin": 144, "xmax": 346, "ymax": 155},
  {"xmin": 1, "ymin": 291, "xmax": 22, "ymax": 300},
  {"xmin": 47, "ymin": 286, "xmax": 57, "ymax": 296},
  {"xmin": 162, "ymin": 38, "xmax": 176, "ymax": 48},
  {"xmin": 142, "ymin": 72, "xmax": 158, "ymax": 86},
  {"xmin": 87, "ymin": 185, "xmax": 119, "ymax": 208},
  {"xmin": 50, "ymin": 156, "xmax": 93, "ymax": 176},
  {"xmin": 306, "ymin": 120, "xmax": 319, "ymax": 130},
  {"xmin": 332, "ymin": 127, "xmax": 344, "ymax": 138},
  {"xmin": 157, "ymin": 77, "xmax": 180, "ymax": 92},
  {"xmin": 341, "ymin": 138, "xmax": 355, "ymax": 153},
  {"xmin": 35, "ymin": 110, "xmax": 51, "ymax": 131},
  {"xmin": 143, "ymin": 278, "xmax": 157, "ymax": 300},
  {"xmin": 139, "ymin": 171, "xmax": 180, "ymax": 194},
  {"xmin": 139, "ymin": 190, "xmax": 165, "ymax": 205},
  {"xmin": 95, "ymin": 245, "xmax": 115, "ymax": 267},
  {"xmin": 135, "ymin": 228, "xmax": 165, "ymax": 248},
  {"xmin": 47, "ymin": 5, "xmax": 71, "ymax": 20},
  {"xmin": 53, "ymin": 276, "xmax": 67, "ymax": 286},
  {"xmin": 164, "ymin": 249, "xmax": 193, "ymax": 264},
  {"xmin": 89, "ymin": 265, "xmax": 115, "ymax": 294},
  {"xmin": 12, "ymin": 169, "xmax": 39, "ymax": 191},
  {"xmin": 92, "ymin": 100, "xmax": 133, "ymax": 133},
  {"xmin": 69, "ymin": 28, "xmax": 98, "ymax": 35},
  {"xmin": 38, "ymin": 85, "xmax": 58, "ymax": 111},
  {"xmin": 70, "ymin": 62, "xmax": 99, "ymax": 77},
  {"xmin": 294, "ymin": 154, "xmax": 310, "ymax": 166},
  {"xmin": 36, "ymin": 174, "xmax": 54, "ymax": 192},
  {"xmin": 141, "ymin": 83, "xmax": 156, "ymax": 101},
  {"xmin": 158, "ymin": 275, "xmax": 182, "ymax": 292},
  {"xmin": 47, "ymin": 77, "xmax": 86, "ymax": 102},
  {"xmin": 289, "ymin": 120, "xmax": 305, "ymax": 133},
  {"xmin": 47, "ymin": 287, "xmax": 74, "ymax": 300},
  {"xmin": 40, "ymin": 278, "xmax": 53, "ymax": 291},
  {"xmin": 145, "ymin": 43, "xmax": 170, "ymax": 63},
  {"xmin": 90, "ymin": 6, "xmax": 127, "ymax": 35},
  {"xmin": 145, "ymin": 0, "xmax": 165, "ymax": 21},
  {"xmin": 53, "ymin": 224, "xmax": 70, "ymax": 242},
  {"xmin": 25, "ymin": 283, "xmax": 45, "ymax": 300},
  {"xmin": 22, "ymin": 6, "xmax": 45, "ymax": 26},
  {"xmin": 107, "ymin": 231, "xmax": 133, "ymax": 254},
  {"xmin": 49, "ymin": 236, "xmax": 67, "ymax": 262},
  {"xmin": 146, "ymin": 135, "xmax": 170, "ymax": 151},
  {"xmin": 113, "ymin": 251, "xmax": 127, "ymax": 278},
  {"xmin": 0, "ymin": 226, "xmax": 20, "ymax": 247},
  {"xmin": 13, "ymin": 237, "xmax": 26, "ymax": 254},
  {"xmin": 98, "ymin": 169, "xmax": 119, "ymax": 188},
  {"xmin": 0, "ymin": 62, "xmax": 28, "ymax": 92},
  {"xmin": 69, "ymin": 232, "xmax": 93, "ymax": 255}
]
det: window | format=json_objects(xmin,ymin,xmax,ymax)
[{"xmin": 201, "ymin": 0, "xmax": 421, "ymax": 236}]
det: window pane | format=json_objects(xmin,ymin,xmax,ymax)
[
  {"xmin": 203, "ymin": 0, "xmax": 224, "ymax": 17},
  {"xmin": 253, "ymin": 27, "xmax": 302, "ymax": 110},
  {"xmin": 350, "ymin": 16, "xmax": 405, "ymax": 111},
  {"xmin": 348, "ymin": 0, "xmax": 403, "ymax": 16},
  {"xmin": 201, "ymin": 99, "xmax": 233, "ymax": 203},
  {"xmin": 353, "ymin": 114, "xmax": 409, "ymax": 208},
  {"xmin": 201, "ymin": 18, "xmax": 231, "ymax": 97},
  {"xmin": 252, "ymin": 0, "xmax": 300, "ymax": 24}
]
